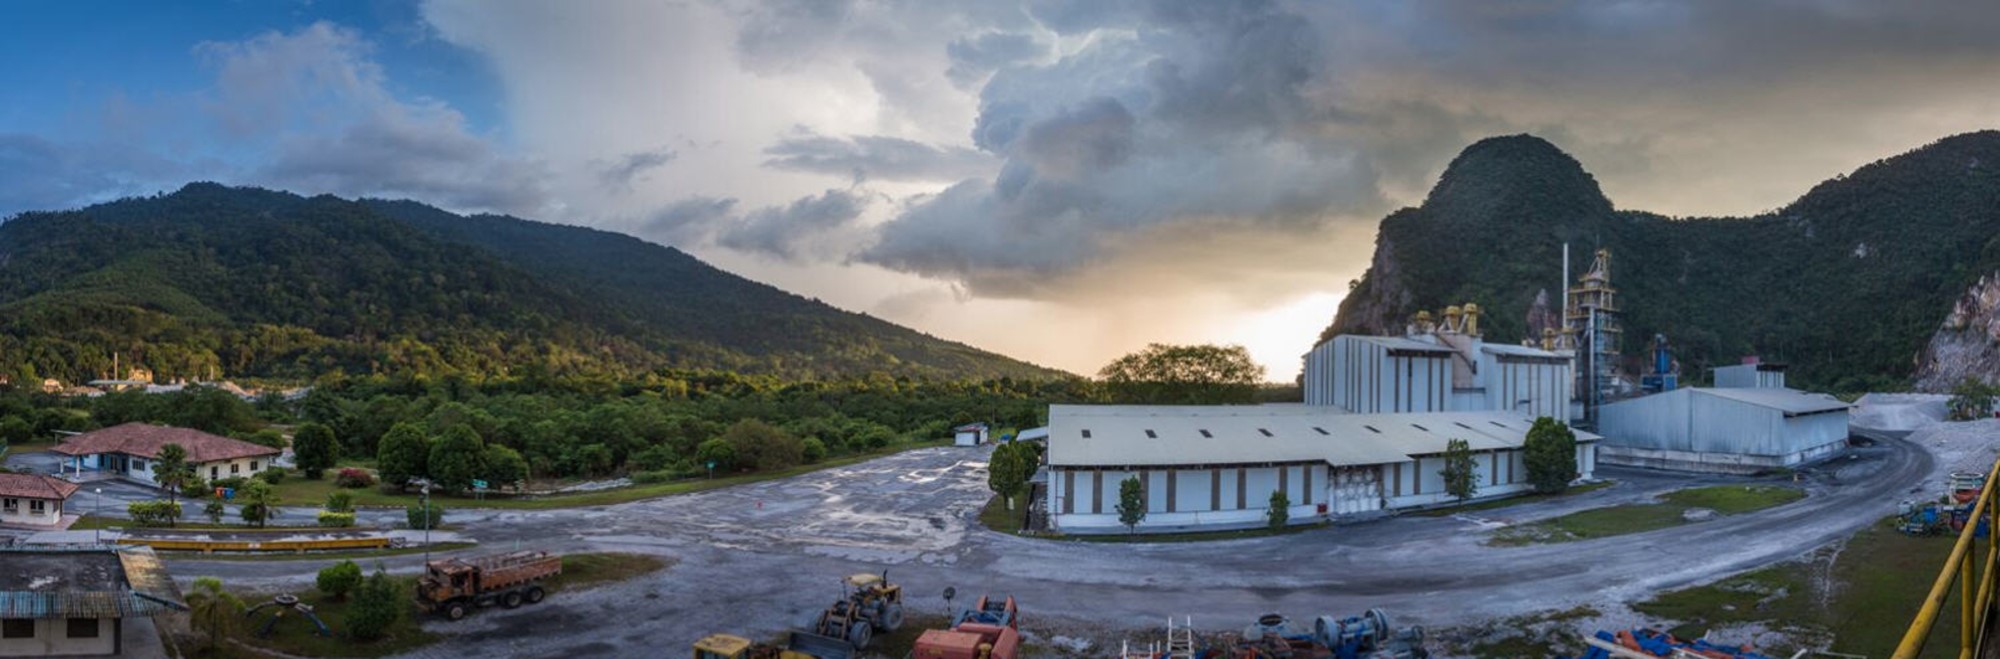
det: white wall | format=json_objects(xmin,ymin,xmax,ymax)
[
  {"xmin": 0, "ymin": 497, "xmax": 64, "ymax": 526},
  {"xmin": 1309, "ymin": 337, "xmax": 1450, "ymax": 413},
  {"xmin": 0, "ymin": 617, "xmax": 117, "ymax": 656}
]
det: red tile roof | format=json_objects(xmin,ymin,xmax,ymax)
[
  {"xmin": 50, "ymin": 423, "xmax": 280, "ymax": 463},
  {"xmin": 0, "ymin": 473, "xmax": 80, "ymax": 501}
]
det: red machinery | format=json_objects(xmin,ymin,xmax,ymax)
[{"xmin": 913, "ymin": 594, "xmax": 1020, "ymax": 659}]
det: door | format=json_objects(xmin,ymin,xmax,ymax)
[{"xmin": 1329, "ymin": 466, "xmax": 1384, "ymax": 515}]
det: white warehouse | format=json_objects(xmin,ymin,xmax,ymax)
[
  {"xmin": 1042, "ymin": 405, "xmax": 1599, "ymax": 533},
  {"xmin": 1303, "ymin": 306, "xmax": 1573, "ymax": 420},
  {"xmin": 1594, "ymin": 387, "xmax": 1850, "ymax": 473}
]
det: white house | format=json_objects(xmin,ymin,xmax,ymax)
[
  {"xmin": 1042, "ymin": 405, "xmax": 1598, "ymax": 533},
  {"xmin": 49, "ymin": 423, "xmax": 281, "ymax": 487},
  {"xmin": 954, "ymin": 422, "xmax": 990, "ymax": 447},
  {"xmin": 0, "ymin": 546, "xmax": 185, "ymax": 657},
  {"xmin": 0, "ymin": 474, "xmax": 79, "ymax": 528}
]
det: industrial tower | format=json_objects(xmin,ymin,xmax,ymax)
[{"xmin": 1566, "ymin": 248, "xmax": 1622, "ymax": 426}]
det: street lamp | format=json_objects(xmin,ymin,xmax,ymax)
[
  {"xmin": 93, "ymin": 488, "xmax": 102, "ymax": 545},
  {"xmin": 413, "ymin": 479, "xmax": 434, "ymax": 565}
]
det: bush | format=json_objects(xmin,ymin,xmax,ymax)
[
  {"xmin": 211, "ymin": 476, "xmax": 248, "ymax": 492},
  {"xmin": 203, "ymin": 499, "xmax": 226, "ymax": 524},
  {"xmin": 630, "ymin": 469, "xmax": 677, "ymax": 484},
  {"xmin": 335, "ymin": 468, "xmax": 376, "ymax": 489},
  {"xmin": 1524, "ymin": 417, "xmax": 1580, "ymax": 495},
  {"xmin": 183, "ymin": 476, "xmax": 210, "ymax": 499},
  {"xmin": 406, "ymin": 503, "xmax": 445, "ymax": 529},
  {"xmin": 128, "ymin": 500, "xmax": 182, "ymax": 527},
  {"xmin": 801, "ymin": 437, "xmax": 827, "ymax": 464},
  {"xmin": 1268, "ymin": 489, "xmax": 1290, "ymax": 530},
  {"xmin": 316, "ymin": 511, "xmax": 356, "ymax": 528},
  {"xmin": 316, "ymin": 560, "xmax": 362, "ymax": 601},
  {"xmin": 325, "ymin": 491, "xmax": 354, "ymax": 513},
  {"xmin": 722, "ymin": 419, "xmax": 803, "ymax": 471},
  {"xmin": 346, "ymin": 569, "xmax": 403, "ymax": 641},
  {"xmin": 695, "ymin": 438, "xmax": 736, "ymax": 472},
  {"xmin": 256, "ymin": 467, "xmax": 286, "ymax": 485}
]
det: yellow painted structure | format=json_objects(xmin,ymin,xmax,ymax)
[
  {"xmin": 1896, "ymin": 456, "xmax": 2000, "ymax": 659},
  {"xmin": 115, "ymin": 535, "xmax": 391, "ymax": 553}
]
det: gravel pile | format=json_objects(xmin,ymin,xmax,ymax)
[{"xmin": 1852, "ymin": 393, "xmax": 1949, "ymax": 432}]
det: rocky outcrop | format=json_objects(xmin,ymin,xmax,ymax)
[
  {"xmin": 1525, "ymin": 289, "xmax": 1558, "ymax": 342},
  {"xmin": 1914, "ymin": 272, "xmax": 2000, "ymax": 392}
]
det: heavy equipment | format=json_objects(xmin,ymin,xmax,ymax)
[
  {"xmin": 811, "ymin": 571, "xmax": 905, "ymax": 650},
  {"xmin": 415, "ymin": 550, "xmax": 562, "ymax": 620},
  {"xmin": 1215, "ymin": 610, "xmax": 1428, "ymax": 658},
  {"xmin": 692, "ymin": 632, "xmax": 854, "ymax": 659},
  {"xmin": 914, "ymin": 592, "xmax": 1022, "ymax": 659}
]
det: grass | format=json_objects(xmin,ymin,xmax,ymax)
[
  {"xmin": 979, "ymin": 493, "xmax": 1029, "ymax": 534},
  {"xmin": 1489, "ymin": 484, "xmax": 1804, "ymax": 546},
  {"xmin": 163, "ymin": 542, "xmax": 480, "ymax": 562},
  {"xmin": 264, "ymin": 440, "xmax": 950, "ymax": 511},
  {"xmin": 71, "ymin": 515, "xmax": 334, "ymax": 532},
  {"xmin": 548, "ymin": 552, "xmax": 672, "ymax": 593},
  {"xmin": 203, "ymin": 574, "xmax": 441, "ymax": 658},
  {"xmin": 1633, "ymin": 518, "xmax": 1963, "ymax": 658},
  {"xmin": 1414, "ymin": 480, "xmax": 1617, "ymax": 517},
  {"xmin": 1055, "ymin": 520, "xmax": 1330, "ymax": 543}
]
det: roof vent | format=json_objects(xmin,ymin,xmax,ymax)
[
  {"xmin": 1199, "ymin": 429, "xmax": 1213, "ymax": 438},
  {"xmin": 1145, "ymin": 429, "xmax": 1158, "ymax": 438},
  {"xmin": 1081, "ymin": 429, "xmax": 1092, "ymax": 438},
  {"xmin": 1454, "ymin": 422, "xmax": 1474, "ymax": 430},
  {"xmin": 1488, "ymin": 421, "xmax": 1507, "ymax": 428},
  {"xmin": 1312, "ymin": 427, "xmax": 1329, "ymax": 435},
  {"xmin": 1257, "ymin": 428, "xmax": 1273, "ymax": 437},
  {"xmin": 1411, "ymin": 424, "xmax": 1429, "ymax": 432},
  {"xmin": 1364, "ymin": 425, "xmax": 1381, "ymax": 434}
]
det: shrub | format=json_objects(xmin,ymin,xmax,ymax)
[
  {"xmin": 325, "ymin": 491, "xmax": 354, "ymax": 513},
  {"xmin": 630, "ymin": 469, "xmax": 677, "ymax": 484},
  {"xmin": 256, "ymin": 467, "xmax": 286, "ymax": 485},
  {"xmin": 183, "ymin": 476, "xmax": 210, "ymax": 499},
  {"xmin": 346, "ymin": 569, "xmax": 403, "ymax": 641},
  {"xmin": 722, "ymin": 419, "xmax": 803, "ymax": 470},
  {"xmin": 1268, "ymin": 489, "xmax": 1290, "ymax": 530},
  {"xmin": 316, "ymin": 512, "xmax": 356, "ymax": 528},
  {"xmin": 335, "ymin": 468, "xmax": 376, "ymax": 489},
  {"xmin": 1524, "ymin": 417, "xmax": 1580, "ymax": 495},
  {"xmin": 801, "ymin": 437, "xmax": 828, "ymax": 464},
  {"xmin": 316, "ymin": 560, "xmax": 362, "ymax": 601},
  {"xmin": 406, "ymin": 503, "xmax": 445, "ymax": 529},
  {"xmin": 203, "ymin": 499, "xmax": 226, "ymax": 524},
  {"xmin": 211, "ymin": 476, "xmax": 248, "ymax": 492},
  {"xmin": 128, "ymin": 500, "xmax": 182, "ymax": 527}
]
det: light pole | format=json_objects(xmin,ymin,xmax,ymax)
[
  {"xmin": 93, "ymin": 488, "xmax": 102, "ymax": 545},
  {"xmin": 415, "ymin": 479, "xmax": 433, "ymax": 565}
]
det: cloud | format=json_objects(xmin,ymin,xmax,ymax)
[
  {"xmin": 945, "ymin": 31, "xmax": 1045, "ymax": 89},
  {"xmin": 598, "ymin": 148, "xmax": 678, "ymax": 190},
  {"xmin": 717, "ymin": 188, "xmax": 871, "ymax": 260},
  {"xmin": 0, "ymin": 134, "xmax": 190, "ymax": 217},
  {"xmin": 762, "ymin": 132, "xmax": 997, "ymax": 183},
  {"xmin": 193, "ymin": 22, "xmax": 550, "ymax": 215},
  {"xmin": 642, "ymin": 196, "xmax": 739, "ymax": 246}
]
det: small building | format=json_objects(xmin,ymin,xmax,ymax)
[
  {"xmin": 1713, "ymin": 360, "xmax": 1786, "ymax": 389},
  {"xmin": 1015, "ymin": 426, "xmax": 1050, "ymax": 444},
  {"xmin": 0, "ymin": 546, "xmax": 185, "ymax": 657},
  {"xmin": 49, "ymin": 423, "xmax": 281, "ymax": 487},
  {"xmin": 1303, "ymin": 305, "xmax": 1573, "ymax": 420},
  {"xmin": 1042, "ymin": 405, "xmax": 1600, "ymax": 533},
  {"xmin": 1594, "ymin": 387, "xmax": 1850, "ymax": 473},
  {"xmin": 0, "ymin": 475, "xmax": 80, "ymax": 528},
  {"xmin": 953, "ymin": 423, "xmax": 990, "ymax": 447}
]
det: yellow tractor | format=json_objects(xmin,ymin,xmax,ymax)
[
  {"xmin": 812, "ymin": 571, "xmax": 905, "ymax": 650},
  {"xmin": 693, "ymin": 633, "xmax": 853, "ymax": 659}
]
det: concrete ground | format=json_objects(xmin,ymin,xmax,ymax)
[{"xmin": 126, "ymin": 426, "xmax": 1935, "ymax": 659}]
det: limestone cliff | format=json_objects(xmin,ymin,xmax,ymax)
[{"xmin": 1914, "ymin": 273, "xmax": 2000, "ymax": 392}]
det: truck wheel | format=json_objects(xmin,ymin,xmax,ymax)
[
  {"xmin": 847, "ymin": 623, "xmax": 873, "ymax": 650},
  {"xmin": 524, "ymin": 586, "xmax": 546, "ymax": 604},
  {"xmin": 446, "ymin": 603, "xmax": 467, "ymax": 621},
  {"xmin": 502, "ymin": 591, "xmax": 524, "ymax": 609},
  {"xmin": 880, "ymin": 603, "xmax": 905, "ymax": 632}
]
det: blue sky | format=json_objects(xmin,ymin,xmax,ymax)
[{"xmin": 4, "ymin": 1, "xmax": 1999, "ymax": 379}]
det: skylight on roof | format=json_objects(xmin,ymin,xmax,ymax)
[
  {"xmin": 1312, "ymin": 427, "xmax": 1329, "ymax": 435},
  {"xmin": 1257, "ymin": 428, "xmax": 1273, "ymax": 437},
  {"xmin": 1199, "ymin": 429, "xmax": 1212, "ymax": 438},
  {"xmin": 1488, "ymin": 421, "xmax": 1507, "ymax": 428},
  {"xmin": 1411, "ymin": 424, "xmax": 1429, "ymax": 432},
  {"xmin": 1145, "ymin": 429, "xmax": 1157, "ymax": 438},
  {"xmin": 1364, "ymin": 425, "xmax": 1381, "ymax": 434},
  {"xmin": 1081, "ymin": 429, "xmax": 1092, "ymax": 438}
]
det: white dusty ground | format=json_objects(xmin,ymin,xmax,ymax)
[{"xmin": 10, "ymin": 400, "xmax": 1989, "ymax": 658}]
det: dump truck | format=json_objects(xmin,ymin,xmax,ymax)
[
  {"xmin": 914, "ymin": 595, "xmax": 1022, "ymax": 659},
  {"xmin": 416, "ymin": 550, "xmax": 562, "ymax": 620},
  {"xmin": 692, "ymin": 632, "xmax": 854, "ymax": 659},
  {"xmin": 811, "ymin": 572, "xmax": 905, "ymax": 650}
]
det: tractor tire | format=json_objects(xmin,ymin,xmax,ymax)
[
  {"xmin": 525, "ymin": 586, "xmax": 546, "ymax": 604},
  {"xmin": 879, "ymin": 603, "xmax": 905, "ymax": 632},
  {"xmin": 847, "ymin": 622, "xmax": 873, "ymax": 650},
  {"xmin": 446, "ymin": 603, "xmax": 467, "ymax": 621},
  {"xmin": 502, "ymin": 591, "xmax": 524, "ymax": 609}
]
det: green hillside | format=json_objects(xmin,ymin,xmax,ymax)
[
  {"xmin": 0, "ymin": 184, "xmax": 1062, "ymax": 384},
  {"xmin": 1326, "ymin": 131, "xmax": 2000, "ymax": 391}
]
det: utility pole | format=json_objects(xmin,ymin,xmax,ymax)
[{"xmin": 93, "ymin": 488, "xmax": 102, "ymax": 545}]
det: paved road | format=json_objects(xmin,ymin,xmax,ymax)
[{"xmin": 146, "ymin": 431, "xmax": 1931, "ymax": 658}]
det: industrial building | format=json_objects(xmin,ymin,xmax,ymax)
[
  {"xmin": 1041, "ymin": 405, "xmax": 1599, "ymax": 533},
  {"xmin": 1594, "ymin": 361, "xmax": 1850, "ymax": 473},
  {"xmin": 1303, "ymin": 303, "xmax": 1574, "ymax": 419}
]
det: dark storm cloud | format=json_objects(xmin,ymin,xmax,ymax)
[
  {"xmin": 717, "ymin": 188, "xmax": 870, "ymax": 260},
  {"xmin": 597, "ymin": 148, "xmax": 678, "ymax": 190},
  {"xmin": 945, "ymin": 32, "xmax": 1044, "ymax": 88},
  {"xmin": 763, "ymin": 133, "xmax": 997, "ymax": 183},
  {"xmin": 642, "ymin": 195, "xmax": 739, "ymax": 246}
]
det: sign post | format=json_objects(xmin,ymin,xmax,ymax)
[
  {"xmin": 706, "ymin": 461, "xmax": 715, "ymax": 480},
  {"xmin": 472, "ymin": 479, "xmax": 488, "ymax": 502}
]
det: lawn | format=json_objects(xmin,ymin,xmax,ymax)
[
  {"xmin": 71, "ymin": 515, "xmax": 330, "ymax": 532},
  {"xmin": 979, "ymin": 493, "xmax": 1029, "ymax": 534},
  {"xmin": 1489, "ymin": 484, "xmax": 1803, "ymax": 546},
  {"xmin": 549, "ymin": 552, "xmax": 673, "ymax": 593},
  {"xmin": 1414, "ymin": 480, "xmax": 1617, "ymax": 517},
  {"xmin": 165, "ymin": 542, "xmax": 480, "ymax": 562},
  {"xmin": 1633, "ymin": 518, "xmax": 1963, "ymax": 658},
  {"xmin": 1055, "ymin": 520, "xmax": 1330, "ymax": 543},
  {"xmin": 266, "ymin": 440, "xmax": 950, "ymax": 511}
]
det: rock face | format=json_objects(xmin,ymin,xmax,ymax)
[
  {"xmin": 1525, "ymin": 289, "xmax": 1558, "ymax": 344},
  {"xmin": 1914, "ymin": 272, "xmax": 2000, "ymax": 392}
]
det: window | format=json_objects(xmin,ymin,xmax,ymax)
[
  {"xmin": 1257, "ymin": 428, "xmax": 1273, "ymax": 437},
  {"xmin": 1144, "ymin": 430, "xmax": 1157, "ymax": 438},
  {"xmin": 210, "ymin": 466, "xmax": 219, "ymax": 479},
  {"xmin": 2, "ymin": 498, "xmax": 16, "ymax": 513},
  {"xmin": 1410, "ymin": 424, "xmax": 1429, "ymax": 432},
  {"xmin": 1312, "ymin": 427, "xmax": 1329, "ymax": 435},
  {"xmin": 66, "ymin": 618, "xmax": 98, "ymax": 639},
  {"xmin": 29, "ymin": 500, "xmax": 45, "ymax": 514},
  {"xmin": 231, "ymin": 464, "xmax": 240, "ymax": 475},
  {"xmin": 1081, "ymin": 430, "xmax": 1092, "ymax": 438},
  {"xmin": 250, "ymin": 461, "xmax": 260, "ymax": 471},
  {"xmin": 1, "ymin": 619, "xmax": 32, "ymax": 638},
  {"xmin": 1198, "ymin": 429, "xmax": 1212, "ymax": 438}
]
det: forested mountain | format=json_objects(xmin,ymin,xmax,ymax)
[
  {"xmin": 0, "ymin": 184, "xmax": 1062, "ymax": 384},
  {"xmin": 1326, "ymin": 131, "xmax": 2000, "ymax": 392}
]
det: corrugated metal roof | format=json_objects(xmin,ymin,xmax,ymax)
[
  {"xmin": 1016, "ymin": 427, "xmax": 1050, "ymax": 441},
  {"xmin": 1692, "ymin": 388, "xmax": 1850, "ymax": 416},
  {"xmin": 1350, "ymin": 336, "xmax": 1456, "ymax": 353},
  {"xmin": 0, "ymin": 547, "xmax": 185, "ymax": 619},
  {"xmin": 1479, "ymin": 343, "xmax": 1567, "ymax": 359},
  {"xmin": 1047, "ymin": 405, "xmax": 1599, "ymax": 468}
]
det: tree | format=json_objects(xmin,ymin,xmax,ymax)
[
  {"xmin": 292, "ymin": 422, "xmax": 340, "ymax": 479},
  {"xmin": 1950, "ymin": 377, "xmax": 1998, "ymax": 421},
  {"xmin": 316, "ymin": 560, "xmax": 363, "ymax": 601},
  {"xmin": 1116, "ymin": 475, "xmax": 1147, "ymax": 533},
  {"xmin": 186, "ymin": 576, "xmax": 243, "ymax": 651},
  {"xmin": 376, "ymin": 422, "xmax": 430, "ymax": 487},
  {"xmin": 1268, "ymin": 489, "xmax": 1291, "ymax": 530},
  {"xmin": 407, "ymin": 503, "xmax": 446, "ymax": 529},
  {"xmin": 244, "ymin": 429, "xmax": 287, "ymax": 450},
  {"xmin": 237, "ymin": 479, "xmax": 279, "ymax": 528},
  {"xmin": 987, "ymin": 442, "xmax": 1037, "ymax": 510},
  {"xmin": 482, "ymin": 444, "xmax": 528, "ymax": 490},
  {"xmin": 1097, "ymin": 343, "xmax": 1266, "ymax": 404},
  {"xmin": 0, "ymin": 415, "xmax": 30, "ymax": 445},
  {"xmin": 325, "ymin": 491, "xmax": 355, "ymax": 513},
  {"xmin": 203, "ymin": 499, "xmax": 226, "ymax": 524},
  {"xmin": 695, "ymin": 438, "xmax": 737, "ymax": 472},
  {"xmin": 722, "ymin": 419, "xmax": 804, "ymax": 471},
  {"xmin": 428, "ymin": 424, "xmax": 487, "ymax": 493},
  {"xmin": 801, "ymin": 437, "xmax": 828, "ymax": 464},
  {"xmin": 151, "ymin": 443, "xmax": 196, "ymax": 505},
  {"xmin": 1524, "ymin": 417, "xmax": 1579, "ymax": 494},
  {"xmin": 1439, "ymin": 438, "xmax": 1479, "ymax": 503},
  {"xmin": 346, "ymin": 567, "xmax": 404, "ymax": 641}
]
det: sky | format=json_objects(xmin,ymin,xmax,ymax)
[{"xmin": 5, "ymin": 1, "xmax": 2000, "ymax": 381}]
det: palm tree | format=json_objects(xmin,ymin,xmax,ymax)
[
  {"xmin": 185, "ymin": 577, "xmax": 242, "ymax": 651},
  {"xmin": 151, "ymin": 443, "xmax": 196, "ymax": 527}
]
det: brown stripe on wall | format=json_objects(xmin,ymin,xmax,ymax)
[
  {"xmin": 1237, "ymin": 467, "xmax": 1247, "ymax": 509},
  {"xmin": 1166, "ymin": 471, "xmax": 1178, "ymax": 513},
  {"xmin": 1211, "ymin": 468, "xmax": 1221, "ymax": 511},
  {"xmin": 1092, "ymin": 471, "xmax": 1103, "ymax": 514}
]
